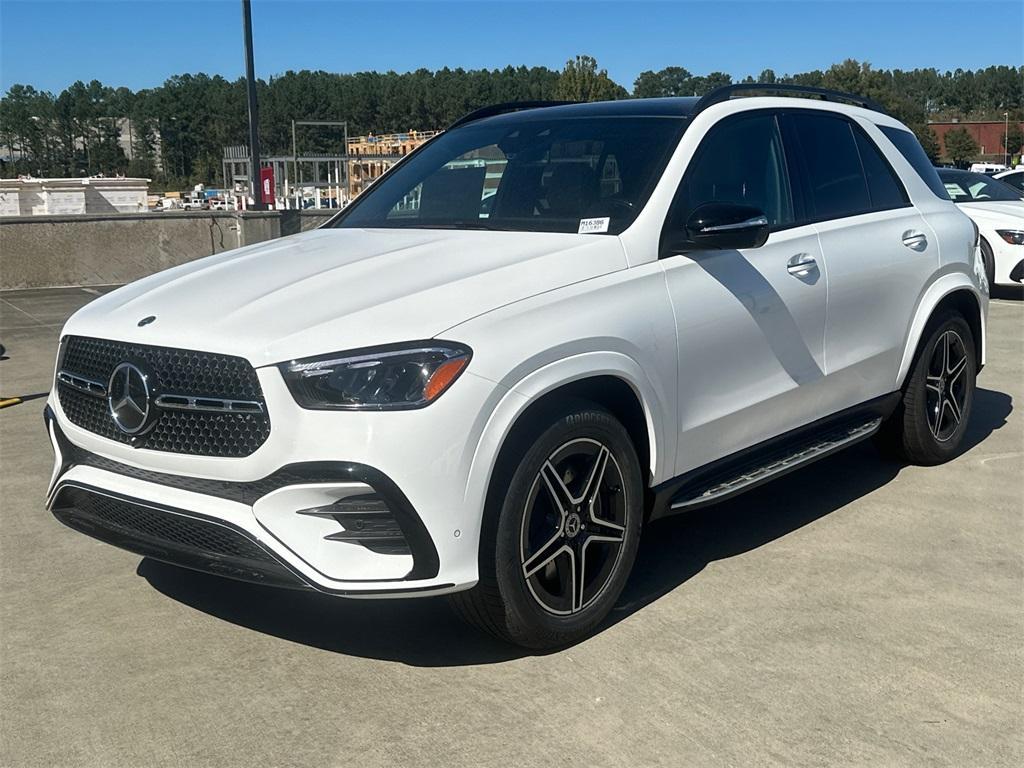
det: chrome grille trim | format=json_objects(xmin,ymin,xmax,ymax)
[
  {"xmin": 56, "ymin": 370, "xmax": 107, "ymax": 396},
  {"xmin": 56, "ymin": 371, "xmax": 264, "ymax": 414},
  {"xmin": 154, "ymin": 394, "xmax": 264, "ymax": 414}
]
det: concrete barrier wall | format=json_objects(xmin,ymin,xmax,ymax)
[{"xmin": 0, "ymin": 210, "xmax": 335, "ymax": 290}]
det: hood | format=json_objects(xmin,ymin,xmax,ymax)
[
  {"xmin": 958, "ymin": 200, "xmax": 1024, "ymax": 221},
  {"xmin": 63, "ymin": 228, "xmax": 626, "ymax": 366}
]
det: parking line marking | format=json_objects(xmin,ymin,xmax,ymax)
[{"xmin": 0, "ymin": 298, "xmax": 44, "ymax": 325}]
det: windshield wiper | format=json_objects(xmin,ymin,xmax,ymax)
[{"xmin": 389, "ymin": 220, "xmax": 511, "ymax": 231}]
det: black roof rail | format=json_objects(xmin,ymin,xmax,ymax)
[
  {"xmin": 692, "ymin": 83, "xmax": 888, "ymax": 117},
  {"xmin": 449, "ymin": 100, "xmax": 578, "ymax": 130}
]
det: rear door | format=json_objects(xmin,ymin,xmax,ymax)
[
  {"xmin": 660, "ymin": 111, "xmax": 831, "ymax": 474},
  {"xmin": 783, "ymin": 111, "xmax": 936, "ymax": 410}
]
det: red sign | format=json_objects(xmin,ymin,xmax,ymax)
[{"xmin": 259, "ymin": 166, "xmax": 275, "ymax": 206}]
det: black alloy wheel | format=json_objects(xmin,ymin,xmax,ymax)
[{"xmin": 519, "ymin": 438, "xmax": 628, "ymax": 616}]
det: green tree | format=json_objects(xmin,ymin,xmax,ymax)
[
  {"xmin": 691, "ymin": 72, "xmax": 733, "ymax": 96},
  {"xmin": 943, "ymin": 128, "xmax": 980, "ymax": 167},
  {"xmin": 556, "ymin": 55, "xmax": 627, "ymax": 102},
  {"xmin": 1004, "ymin": 124, "xmax": 1023, "ymax": 157},
  {"xmin": 634, "ymin": 66, "xmax": 695, "ymax": 97},
  {"xmin": 915, "ymin": 126, "xmax": 941, "ymax": 162},
  {"xmin": 3, "ymin": 62, "xmax": 1022, "ymax": 183}
]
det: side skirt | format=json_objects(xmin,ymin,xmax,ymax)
[{"xmin": 649, "ymin": 393, "xmax": 900, "ymax": 521}]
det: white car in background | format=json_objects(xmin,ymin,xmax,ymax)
[
  {"xmin": 968, "ymin": 162, "xmax": 1008, "ymax": 175},
  {"xmin": 938, "ymin": 168, "xmax": 1024, "ymax": 286},
  {"xmin": 994, "ymin": 168, "xmax": 1024, "ymax": 194}
]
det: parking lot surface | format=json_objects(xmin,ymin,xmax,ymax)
[{"xmin": 1, "ymin": 286, "xmax": 1021, "ymax": 767}]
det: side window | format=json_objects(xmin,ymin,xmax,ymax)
[
  {"xmin": 791, "ymin": 114, "xmax": 871, "ymax": 221},
  {"xmin": 672, "ymin": 113, "xmax": 794, "ymax": 231},
  {"xmin": 1000, "ymin": 172, "xmax": 1024, "ymax": 192},
  {"xmin": 854, "ymin": 129, "xmax": 910, "ymax": 210},
  {"xmin": 879, "ymin": 126, "xmax": 951, "ymax": 200}
]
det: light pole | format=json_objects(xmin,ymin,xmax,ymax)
[
  {"xmin": 1004, "ymin": 111, "xmax": 1010, "ymax": 168},
  {"xmin": 241, "ymin": 0, "xmax": 263, "ymax": 209}
]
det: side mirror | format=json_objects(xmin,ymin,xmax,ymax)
[{"xmin": 669, "ymin": 202, "xmax": 770, "ymax": 253}]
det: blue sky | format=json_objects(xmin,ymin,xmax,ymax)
[{"xmin": 1, "ymin": 0, "xmax": 1021, "ymax": 95}]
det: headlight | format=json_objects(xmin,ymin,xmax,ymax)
[
  {"xmin": 280, "ymin": 342, "xmax": 471, "ymax": 410},
  {"xmin": 996, "ymin": 229, "xmax": 1024, "ymax": 245}
]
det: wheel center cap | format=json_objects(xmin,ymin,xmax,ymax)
[{"xmin": 565, "ymin": 513, "xmax": 582, "ymax": 539}]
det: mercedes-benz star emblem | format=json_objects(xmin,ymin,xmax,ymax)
[{"xmin": 107, "ymin": 362, "xmax": 152, "ymax": 435}]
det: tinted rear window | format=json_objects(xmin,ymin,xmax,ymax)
[
  {"xmin": 854, "ymin": 130, "xmax": 910, "ymax": 210},
  {"xmin": 879, "ymin": 126, "xmax": 951, "ymax": 200},
  {"xmin": 792, "ymin": 113, "xmax": 871, "ymax": 220}
]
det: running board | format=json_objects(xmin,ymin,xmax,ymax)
[{"xmin": 669, "ymin": 417, "xmax": 882, "ymax": 512}]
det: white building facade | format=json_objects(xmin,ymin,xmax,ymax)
[{"xmin": 0, "ymin": 177, "xmax": 151, "ymax": 216}]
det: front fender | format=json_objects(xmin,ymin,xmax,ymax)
[{"xmin": 464, "ymin": 349, "xmax": 672, "ymax": 497}]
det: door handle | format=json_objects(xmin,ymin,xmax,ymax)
[
  {"xmin": 787, "ymin": 252, "xmax": 818, "ymax": 277},
  {"xmin": 902, "ymin": 230, "xmax": 928, "ymax": 251}
]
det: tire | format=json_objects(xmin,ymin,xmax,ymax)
[
  {"xmin": 878, "ymin": 311, "xmax": 976, "ymax": 465},
  {"xmin": 450, "ymin": 401, "xmax": 643, "ymax": 649},
  {"xmin": 980, "ymin": 238, "xmax": 996, "ymax": 290}
]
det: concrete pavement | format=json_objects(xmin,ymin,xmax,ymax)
[{"xmin": 1, "ymin": 287, "xmax": 1021, "ymax": 767}]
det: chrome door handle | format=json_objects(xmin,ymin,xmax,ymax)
[
  {"xmin": 787, "ymin": 252, "xmax": 817, "ymax": 277},
  {"xmin": 902, "ymin": 230, "xmax": 928, "ymax": 251}
]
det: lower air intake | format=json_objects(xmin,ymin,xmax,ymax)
[{"xmin": 50, "ymin": 485, "xmax": 306, "ymax": 589}]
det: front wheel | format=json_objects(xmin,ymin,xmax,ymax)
[
  {"xmin": 879, "ymin": 311, "xmax": 976, "ymax": 465},
  {"xmin": 980, "ymin": 238, "xmax": 995, "ymax": 290},
  {"xmin": 450, "ymin": 402, "xmax": 643, "ymax": 649}
]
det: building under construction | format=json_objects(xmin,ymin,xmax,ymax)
[{"xmin": 223, "ymin": 129, "xmax": 442, "ymax": 209}]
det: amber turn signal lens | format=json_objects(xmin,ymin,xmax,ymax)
[{"xmin": 424, "ymin": 357, "xmax": 469, "ymax": 402}]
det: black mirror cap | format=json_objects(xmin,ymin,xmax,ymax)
[{"xmin": 676, "ymin": 202, "xmax": 770, "ymax": 252}]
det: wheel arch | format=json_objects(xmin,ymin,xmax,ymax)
[
  {"xmin": 498, "ymin": 375, "xmax": 652, "ymax": 483},
  {"xmin": 463, "ymin": 353, "xmax": 672, "ymax": 539},
  {"xmin": 895, "ymin": 276, "xmax": 986, "ymax": 390}
]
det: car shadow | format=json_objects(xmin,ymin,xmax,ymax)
[
  {"xmin": 138, "ymin": 387, "xmax": 1012, "ymax": 666},
  {"xmin": 991, "ymin": 284, "xmax": 1023, "ymax": 301}
]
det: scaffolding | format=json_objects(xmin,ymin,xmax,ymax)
[{"xmin": 222, "ymin": 126, "xmax": 441, "ymax": 209}]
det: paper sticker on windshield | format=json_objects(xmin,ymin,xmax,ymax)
[{"xmin": 578, "ymin": 217, "xmax": 610, "ymax": 234}]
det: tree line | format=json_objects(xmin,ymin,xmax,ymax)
[{"xmin": 2, "ymin": 57, "xmax": 1021, "ymax": 189}]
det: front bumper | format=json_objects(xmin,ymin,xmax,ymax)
[
  {"xmin": 45, "ymin": 406, "xmax": 462, "ymax": 596},
  {"xmin": 988, "ymin": 232, "xmax": 1024, "ymax": 286},
  {"xmin": 1010, "ymin": 259, "xmax": 1024, "ymax": 284}
]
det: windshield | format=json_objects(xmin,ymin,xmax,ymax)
[
  {"xmin": 937, "ymin": 169, "xmax": 1024, "ymax": 203},
  {"xmin": 330, "ymin": 116, "xmax": 686, "ymax": 235}
]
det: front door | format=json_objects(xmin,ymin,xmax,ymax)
[{"xmin": 660, "ymin": 110, "xmax": 830, "ymax": 475}]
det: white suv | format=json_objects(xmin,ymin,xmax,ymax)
[{"xmin": 45, "ymin": 86, "xmax": 987, "ymax": 648}]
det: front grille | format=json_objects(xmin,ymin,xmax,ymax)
[
  {"xmin": 57, "ymin": 336, "xmax": 270, "ymax": 457},
  {"xmin": 51, "ymin": 485, "xmax": 303, "ymax": 589}
]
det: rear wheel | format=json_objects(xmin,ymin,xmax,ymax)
[
  {"xmin": 879, "ymin": 311, "xmax": 976, "ymax": 465},
  {"xmin": 450, "ymin": 402, "xmax": 642, "ymax": 649}
]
